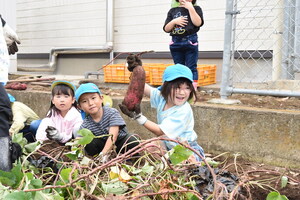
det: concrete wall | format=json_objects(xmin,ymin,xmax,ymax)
[{"xmin": 7, "ymin": 89, "xmax": 300, "ymax": 169}]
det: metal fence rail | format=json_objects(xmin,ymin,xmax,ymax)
[{"xmin": 221, "ymin": 0, "xmax": 300, "ymax": 98}]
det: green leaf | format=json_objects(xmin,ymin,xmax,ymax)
[
  {"xmin": 0, "ymin": 170, "xmax": 16, "ymax": 187},
  {"xmin": 0, "ymin": 182, "xmax": 10, "ymax": 197},
  {"xmin": 141, "ymin": 162, "xmax": 154, "ymax": 174},
  {"xmin": 169, "ymin": 145, "xmax": 193, "ymax": 165},
  {"xmin": 281, "ymin": 176, "xmax": 288, "ymax": 188},
  {"xmin": 77, "ymin": 129, "xmax": 95, "ymax": 145},
  {"xmin": 10, "ymin": 164, "xmax": 24, "ymax": 188},
  {"xmin": 60, "ymin": 168, "xmax": 78, "ymax": 184},
  {"xmin": 65, "ymin": 150, "xmax": 79, "ymax": 161},
  {"xmin": 29, "ymin": 179, "xmax": 43, "ymax": 189},
  {"xmin": 12, "ymin": 133, "xmax": 23, "ymax": 144},
  {"xmin": 102, "ymin": 181, "xmax": 128, "ymax": 194},
  {"xmin": 24, "ymin": 141, "xmax": 40, "ymax": 153},
  {"xmin": 4, "ymin": 191, "xmax": 32, "ymax": 200},
  {"xmin": 186, "ymin": 192, "xmax": 199, "ymax": 200},
  {"xmin": 266, "ymin": 191, "xmax": 289, "ymax": 200}
]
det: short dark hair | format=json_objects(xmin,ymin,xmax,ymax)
[
  {"xmin": 160, "ymin": 77, "xmax": 197, "ymax": 103},
  {"xmin": 176, "ymin": 0, "xmax": 197, "ymax": 5}
]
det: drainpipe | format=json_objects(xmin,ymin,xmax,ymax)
[{"xmin": 18, "ymin": 0, "xmax": 114, "ymax": 73}]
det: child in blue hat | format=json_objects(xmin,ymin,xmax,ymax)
[
  {"xmin": 120, "ymin": 56, "xmax": 205, "ymax": 163},
  {"xmin": 75, "ymin": 83, "xmax": 140, "ymax": 160},
  {"xmin": 36, "ymin": 80, "xmax": 83, "ymax": 144}
]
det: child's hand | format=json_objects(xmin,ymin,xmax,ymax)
[
  {"xmin": 180, "ymin": 0, "xmax": 193, "ymax": 10},
  {"xmin": 46, "ymin": 126, "xmax": 63, "ymax": 142},
  {"xmin": 174, "ymin": 16, "xmax": 188, "ymax": 27}
]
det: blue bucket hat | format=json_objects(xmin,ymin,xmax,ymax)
[
  {"xmin": 75, "ymin": 83, "xmax": 101, "ymax": 102},
  {"xmin": 7, "ymin": 93, "xmax": 16, "ymax": 103},
  {"xmin": 163, "ymin": 64, "xmax": 193, "ymax": 83},
  {"xmin": 51, "ymin": 80, "xmax": 76, "ymax": 93}
]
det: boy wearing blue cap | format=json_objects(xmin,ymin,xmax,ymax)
[
  {"xmin": 75, "ymin": 83, "xmax": 139, "ymax": 160},
  {"xmin": 120, "ymin": 56, "xmax": 205, "ymax": 163}
]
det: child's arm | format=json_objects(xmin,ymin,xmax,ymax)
[
  {"xmin": 101, "ymin": 126, "xmax": 119, "ymax": 154},
  {"xmin": 9, "ymin": 108, "xmax": 27, "ymax": 136},
  {"xmin": 143, "ymin": 120, "xmax": 165, "ymax": 137},
  {"xmin": 164, "ymin": 16, "xmax": 188, "ymax": 33},
  {"xmin": 144, "ymin": 83, "xmax": 152, "ymax": 97},
  {"xmin": 184, "ymin": 1, "xmax": 202, "ymax": 27}
]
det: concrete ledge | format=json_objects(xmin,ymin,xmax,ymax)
[{"xmin": 8, "ymin": 90, "xmax": 300, "ymax": 169}]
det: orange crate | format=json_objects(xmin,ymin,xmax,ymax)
[
  {"xmin": 149, "ymin": 64, "xmax": 167, "ymax": 86},
  {"xmin": 149, "ymin": 64, "xmax": 217, "ymax": 86},
  {"xmin": 197, "ymin": 64, "xmax": 217, "ymax": 86},
  {"xmin": 103, "ymin": 64, "xmax": 131, "ymax": 83},
  {"xmin": 103, "ymin": 64, "xmax": 150, "ymax": 83}
]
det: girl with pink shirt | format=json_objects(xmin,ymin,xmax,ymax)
[{"xmin": 36, "ymin": 81, "xmax": 83, "ymax": 144}]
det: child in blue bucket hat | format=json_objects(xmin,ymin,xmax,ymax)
[
  {"xmin": 120, "ymin": 55, "xmax": 205, "ymax": 163},
  {"xmin": 75, "ymin": 83, "xmax": 140, "ymax": 162}
]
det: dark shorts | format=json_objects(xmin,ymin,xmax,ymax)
[{"xmin": 85, "ymin": 134, "xmax": 140, "ymax": 157}]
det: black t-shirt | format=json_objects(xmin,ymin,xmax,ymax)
[{"xmin": 163, "ymin": 6, "xmax": 204, "ymax": 37}]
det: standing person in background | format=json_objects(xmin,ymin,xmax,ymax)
[
  {"xmin": 8, "ymin": 93, "xmax": 40, "ymax": 143},
  {"xmin": 163, "ymin": 0, "xmax": 204, "ymax": 90},
  {"xmin": 0, "ymin": 14, "xmax": 21, "ymax": 171},
  {"xmin": 36, "ymin": 81, "xmax": 83, "ymax": 144}
]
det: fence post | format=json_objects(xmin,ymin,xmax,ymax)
[{"xmin": 220, "ymin": 0, "xmax": 235, "ymax": 99}]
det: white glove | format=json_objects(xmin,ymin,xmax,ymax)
[
  {"xmin": 3, "ymin": 24, "xmax": 20, "ymax": 55},
  {"xmin": 46, "ymin": 126, "xmax": 63, "ymax": 142},
  {"xmin": 134, "ymin": 113, "xmax": 148, "ymax": 125},
  {"xmin": 98, "ymin": 152, "xmax": 109, "ymax": 163}
]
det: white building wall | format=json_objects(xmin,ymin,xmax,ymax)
[
  {"xmin": 17, "ymin": 0, "xmax": 107, "ymax": 53},
  {"xmin": 15, "ymin": 0, "xmax": 277, "ymax": 54},
  {"xmin": 16, "ymin": 0, "xmax": 227, "ymax": 54}
]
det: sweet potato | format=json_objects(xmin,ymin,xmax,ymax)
[
  {"xmin": 5, "ymin": 82, "xmax": 27, "ymax": 90},
  {"xmin": 121, "ymin": 64, "xmax": 145, "ymax": 111}
]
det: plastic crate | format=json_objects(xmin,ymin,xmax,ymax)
[
  {"xmin": 197, "ymin": 64, "xmax": 217, "ymax": 86},
  {"xmin": 149, "ymin": 64, "xmax": 217, "ymax": 86},
  {"xmin": 149, "ymin": 64, "xmax": 167, "ymax": 86},
  {"xmin": 103, "ymin": 64, "xmax": 150, "ymax": 83},
  {"xmin": 103, "ymin": 64, "xmax": 131, "ymax": 83}
]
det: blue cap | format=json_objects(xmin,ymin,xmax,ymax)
[
  {"xmin": 7, "ymin": 93, "xmax": 16, "ymax": 103},
  {"xmin": 75, "ymin": 83, "xmax": 101, "ymax": 102},
  {"xmin": 51, "ymin": 80, "xmax": 76, "ymax": 92},
  {"xmin": 163, "ymin": 64, "xmax": 193, "ymax": 83}
]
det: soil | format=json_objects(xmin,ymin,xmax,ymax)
[
  {"xmin": 9, "ymin": 81, "xmax": 300, "ymax": 199},
  {"xmin": 214, "ymin": 155, "xmax": 300, "ymax": 200}
]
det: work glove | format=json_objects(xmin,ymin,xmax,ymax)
[
  {"xmin": 46, "ymin": 126, "xmax": 63, "ymax": 142},
  {"xmin": 126, "ymin": 54, "xmax": 142, "ymax": 72},
  {"xmin": 119, "ymin": 103, "xmax": 148, "ymax": 125},
  {"xmin": 96, "ymin": 152, "xmax": 110, "ymax": 164},
  {"xmin": 3, "ymin": 23, "xmax": 21, "ymax": 55}
]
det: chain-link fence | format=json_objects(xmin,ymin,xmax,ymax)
[{"xmin": 221, "ymin": 0, "xmax": 300, "ymax": 98}]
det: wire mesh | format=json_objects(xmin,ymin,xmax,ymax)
[{"xmin": 223, "ymin": 0, "xmax": 300, "ymax": 96}]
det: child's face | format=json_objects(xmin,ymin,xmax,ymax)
[
  {"xmin": 52, "ymin": 93, "xmax": 75, "ymax": 116},
  {"xmin": 168, "ymin": 82, "xmax": 191, "ymax": 106},
  {"xmin": 78, "ymin": 93, "xmax": 103, "ymax": 116}
]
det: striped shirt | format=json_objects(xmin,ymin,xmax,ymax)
[{"xmin": 80, "ymin": 106, "xmax": 128, "ymax": 140}]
